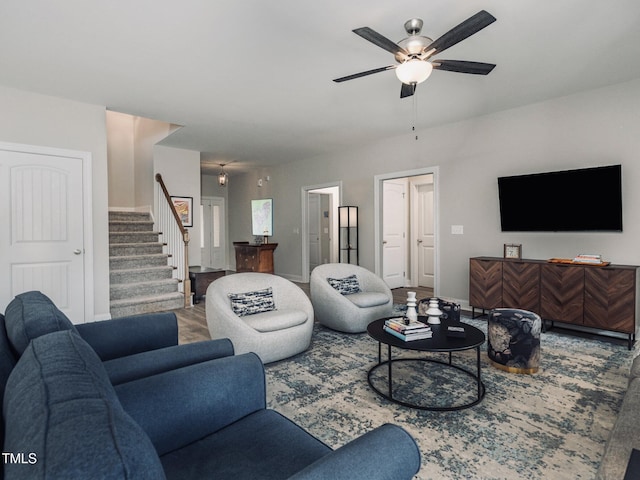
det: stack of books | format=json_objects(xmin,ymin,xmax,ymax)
[
  {"xmin": 383, "ymin": 317, "xmax": 432, "ymax": 341},
  {"xmin": 573, "ymin": 254, "xmax": 603, "ymax": 264}
]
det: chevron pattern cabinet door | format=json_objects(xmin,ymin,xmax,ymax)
[
  {"xmin": 540, "ymin": 264, "xmax": 584, "ymax": 324},
  {"xmin": 469, "ymin": 258, "xmax": 503, "ymax": 309},
  {"xmin": 503, "ymin": 261, "xmax": 541, "ymax": 314},
  {"xmin": 584, "ymin": 268, "xmax": 636, "ymax": 333}
]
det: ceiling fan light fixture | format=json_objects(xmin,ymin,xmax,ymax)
[{"xmin": 395, "ymin": 59, "xmax": 433, "ymax": 85}]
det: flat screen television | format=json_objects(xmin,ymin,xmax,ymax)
[{"xmin": 498, "ymin": 165, "xmax": 623, "ymax": 232}]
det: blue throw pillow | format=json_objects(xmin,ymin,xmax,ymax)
[
  {"xmin": 228, "ymin": 287, "xmax": 276, "ymax": 317},
  {"xmin": 327, "ymin": 274, "xmax": 361, "ymax": 295}
]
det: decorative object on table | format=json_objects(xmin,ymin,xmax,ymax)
[
  {"xmin": 418, "ymin": 298, "xmax": 461, "ymax": 322},
  {"xmin": 406, "ymin": 291, "xmax": 418, "ymax": 321},
  {"xmin": 424, "ymin": 298, "xmax": 443, "ymax": 325},
  {"xmin": 338, "ymin": 206, "xmax": 358, "ymax": 264},
  {"xmin": 503, "ymin": 243, "xmax": 522, "ymax": 259},
  {"xmin": 446, "ymin": 325, "xmax": 466, "ymax": 338},
  {"xmin": 487, "ymin": 308, "xmax": 541, "ymax": 374},
  {"xmin": 572, "ymin": 253, "xmax": 610, "ymax": 265},
  {"xmin": 383, "ymin": 317, "xmax": 432, "ymax": 341},
  {"xmin": 170, "ymin": 196, "xmax": 193, "ymax": 227}
]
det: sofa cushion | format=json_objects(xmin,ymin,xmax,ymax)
[
  {"xmin": 327, "ymin": 275, "xmax": 361, "ymax": 295},
  {"xmin": 160, "ymin": 409, "xmax": 330, "ymax": 480},
  {"xmin": 3, "ymin": 331, "xmax": 165, "ymax": 480},
  {"xmin": 0, "ymin": 314, "xmax": 17, "ymax": 451},
  {"xmin": 346, "ymin": 292, "xmax": 391, "ymax": 308},
  {"xmin": 4, "ymin": 291, "xmax": 78, "ymax": 356},
  {"xmin": 597, "ymin": 376, "xmax": 640, "ymax": 480},
  {"xmin": 242, "ymin": 309, "xmax": 308, "ymax": 333},
  {"xmin": 629, "ymin": 354, "xmax": 640, "ymax": 385},
  {"xmin": 228, "ymin": 287, "xmax": 276, "ymax": 316}
]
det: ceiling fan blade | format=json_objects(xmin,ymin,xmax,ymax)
[
  {"xmin": 333, "ymin": 65, "xmax": 396, "ymax": 83},
  {"xmin": 433, "ymin": 60, "xmax": 496, "ymax": 75},
  {"xmin": 353, "ymin": 27, "xmax": 408, "ymax": 57},
  {"xmin": 400, "ymin": 83, "xmax": 416, "ymax": 98},
  {"xmin": 425, "ymin": 10, "xmax": 496, "ymax": 56}
]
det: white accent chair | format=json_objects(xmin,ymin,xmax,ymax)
[
  {"xmin": 205, "ymin": 273, "xmax": 314, "ymax": 364},
  {"xmin": 310, "ymin": 264, "xmax": 393, "ymax": 333}
]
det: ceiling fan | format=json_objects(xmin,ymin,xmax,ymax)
[{"xmin": 333, "ymin": 10, "xmax": 496, "ymax": 98}]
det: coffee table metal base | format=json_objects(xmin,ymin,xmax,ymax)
[{"xmin": 367, "ymin": 343, "xmax": 486, "ymax": 411}]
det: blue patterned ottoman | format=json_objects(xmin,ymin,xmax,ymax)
[{"xmin": 487, "ymin": 308, "xmax": 541, "ymax": 374}]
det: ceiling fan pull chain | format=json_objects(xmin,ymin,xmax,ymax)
[{"xmin": 413, "ymin": 90, "xmax": 418, "ymax": 140}]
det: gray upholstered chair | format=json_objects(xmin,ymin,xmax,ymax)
[
  {"xmin": 205, "ymin": 273, "xmax": 314, "ymax": 364},
  {"xmin": 310, "ymin": 263, "xmax": 393, "ymax": 333}
]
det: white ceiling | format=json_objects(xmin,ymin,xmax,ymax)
[{"xmin": 2, "ymin": 0, "xmax": 640, "ymax": 175}]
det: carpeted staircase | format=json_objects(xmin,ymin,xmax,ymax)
[{"xmin": 109, "ymin": 211, "xmax": 184, "ymax": 318}]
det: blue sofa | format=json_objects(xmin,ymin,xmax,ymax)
[
  {"xmin": 2, "ymin": 330, "xmax": 421, "ymax": 479},
  {"xmin": 1, "ymin": 291, "xmax": 234, "ymax": 386}
]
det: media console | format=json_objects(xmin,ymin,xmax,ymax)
[{"xmin": 469, "ymin": 257, "xmax": 638, "ymax": 349}]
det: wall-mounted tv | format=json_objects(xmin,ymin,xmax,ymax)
[{"xmin": 498, "ymin": 165, "xmax": 623, "ymax": 232}]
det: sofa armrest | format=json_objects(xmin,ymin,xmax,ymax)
[
  {"xmin": 289, "ymin": 424, "xmax": 420, "ymax": 480},
  {"xmin": 76, "ymin": 311, "xmax": 178, "ymax": 361},
  {"xmin": 115, "ymin": 352, "xmax": 266, "ymax": 456},
  {"xmin": 104, "ymin": 338, "xmax": 234, "ymax": 385}
]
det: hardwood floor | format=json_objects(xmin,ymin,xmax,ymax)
[{"xmin": 174, "ymin": 283, "xmax": 434, "ymax": 344}]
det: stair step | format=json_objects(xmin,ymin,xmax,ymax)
[
  {"xmin": 110, "ymin": 292, "xmax": 185, "ymax": 319},
  {"xmin": 109, "ymin": 266, "xmax": 174, "ymax": 284},
  {"xmin": 110, "ymin": 254, "xmax": 171, "ymax": 270},
  {"xmin": 109, "ymin": 211, "xmax": 152, "ymax": 222},
  {"xmin": 110, "ymin": 278, "xmax": 180, "ymax": 301},
  {"xmin": 109, "ymin": 231, "xmax": 160, "ymax": 244},
  {"xmin": 109, "ymin": 220, "xmax": 155, "ymax": 233},
  {"xmin": 109, "ymin": 242, "xmax": 164, "ymax": 257}
]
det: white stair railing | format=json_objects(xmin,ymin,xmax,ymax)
[{"xmin": 155, "ymin": 173, "xmax": 191, "ymax": 307}]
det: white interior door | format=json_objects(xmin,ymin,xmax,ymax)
[
  {"xmin": 0, "ymin": 148, "xmax": 85, "ymax": 321},
  {"xmin": 308, "ymin": 193, "xmax": 321, "ymax": 272},
  {"xmin": 201, "ymin": 196, "xmax": 225, "ymax": 269},
  {"xmin": 382, "ymin": 180, "xmax": 407, "ymax": 288},
  {"xmin": 417, "ymin": 184, "xmax": 435, "ymax": 287}
]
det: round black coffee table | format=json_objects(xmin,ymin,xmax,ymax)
[{"xmin": 367, "ymin": 316, "xmax": 486, "ymax": 411}]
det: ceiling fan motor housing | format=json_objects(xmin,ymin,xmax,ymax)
[{"xmin": 394, "ymin": 19, "xmax": 432, "ymax": 62}]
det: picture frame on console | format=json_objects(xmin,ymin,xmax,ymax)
[{"xmin": 504, "ymin": 243, "xmax": 522, "ymax": 259}]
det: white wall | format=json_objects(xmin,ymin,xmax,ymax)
[
  {"xmin": 228, "ymin": 79, "xmax": 640, "ymax": 303},
  {"xmin": 106, "ymin": 111, "xmax": 174, "ymax": 211},
  {"xmin": 106, "ymin": 111, "xmax": 135, "ymax": 208},
  {"xmin": 0, "ymin": 85, "xmax": 111, "ymax": 319},
  {"xmin": 154, "ymin": 145, "xmax": 202, "ymax": 266}
]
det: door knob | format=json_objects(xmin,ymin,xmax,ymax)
[
  {"xmin": 73, "ymin": 249, "xmax": 82, "ymax": 255},
  {"xmin": 417, "ymin": 239, "xmax": 423, "ymax": 244},
  {"xmin": 382, "ymin": 241, "xmax": 388, "ymax": 245}
]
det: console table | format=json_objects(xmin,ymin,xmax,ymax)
[
  {"xmin": 469, "ymin": 257, "xmax": 637, "ymax": 348},
  {"xmin": 189, "ymin": 266, "xmax": 225, "ymax": 304},
  {"xmin": 233, "ymin": 242, "xmax": 277, "ymax": 274}
]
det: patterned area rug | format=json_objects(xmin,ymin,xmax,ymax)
[{"xmin": 265, "ymin": 313, "xmax": 637, "ymax": 479}]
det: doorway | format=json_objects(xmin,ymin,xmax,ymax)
[
  {"xmin": 200, "ymin": 196, "xmax": 226, "ymax": 269},
  {"xmin": 301, "ymin": 183, "xmax": 341, "ymax": 282},
  {"xmin": 374, "ymin": 167, "xmax": 438, "ymax": 293},
  {"xmin": 0, "ymin": 142, "xmax": 94, "ymax": 322}
]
